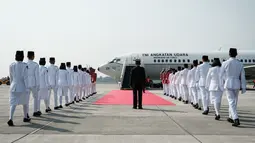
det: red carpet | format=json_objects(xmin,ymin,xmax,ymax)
[{"xmin": 93, "ymin": 90, "xmax": 175, "ymax": 105}]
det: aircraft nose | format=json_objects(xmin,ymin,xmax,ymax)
[{"xmin": 97, "ymin": 67, "xmax": 100, "ymax": 71}]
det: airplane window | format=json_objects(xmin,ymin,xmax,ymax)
[
  {"xmin": 106, "ymin": 67, "xmax": 110, "ymax": 70},
  {"xmin": 183, "ymin": 59, "xmax": 185, "ymax": 62},
  {"xmin": 187, "ymin": 59, "xmax": 190, "ymax": 63},
  {"xmin": 245, "ymin": 59, "xmax": 247, "ymax": 62},
  {"xmin": 162, "ymin": 59, "xmax": 164, "ymax": 62},
  {"xmin": 170, "ymin": 59, "xmax": 172, "ymax": 62},
  {"xmin": 253, "ymin": 59, "xmax": 255, "ymax": 62},
  {"xmin": 178, "ymin": 59, "xmax": 181, "ymax": 62},
  {"xmin": 240, "ymin": 59, "xmax": 243, "ymax": 62},
  {"xmin": 211, "ymin": 59, "xmax": 213, "ymax": 62},
  {"xmin": 158, "ymin": 59, "xmax": 160, "ymax": 62},
  {"xmin": 154, "ymin": 59, "xmax": 156, "ymax": 62},
  {"xmin": 174, "ymin": 59, "xmax": 176, "ymax": 62},
  {"xmin": 165, "ymin": 59, "xmax": 168, "ymax": 62},
  {"xmin": 248, "ymin": 59, "xmax": 251, "ymax": 62},
  {"xmin": 223, "ymin": 59, "xmax": 226, "ymax": 61}
]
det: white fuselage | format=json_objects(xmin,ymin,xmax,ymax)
[{"xmin": 98, "ymin": 51, "xmax": 255, "ymax": 81}]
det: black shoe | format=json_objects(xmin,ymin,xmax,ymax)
[
  {"xmin": 7, "ymin": 119, "xmax": 14, "ymax": 126},
  {"xmin": 202, "ymin": 110, "xmax": 209, "ymax": 115},
  {"xmin": 27, "ymin": 114, "xmax": 30, "ymax": 119},
  {"xmin": 166, "ymin": 94, "xmax": 169, "ymax": 96},
  {"xmin": 33, "ymin": 112, "xmax": 40, "ymax": 117},
  {"xmin": 23, "ymin": 118, "xmax": 31, "ymax": 122},
  {"xmin": 227, "ymin": 118, "xmax": 234, "ymax": 123},
  {"xmin": 59, "ymin": 105, "xmax": 63, "ymax": 108},
  {"xmin": 37, "ymin": 111, "xmax": 42, "ymax": 115},
  {"xmin": 178, "ymin": 97, "xmax": 181, "ymax": 101},
  {"xmin": 82, "ymin": 97, "xmax": 86, "ymax": 100},
  {"xmin": 164, "ymin": 93, "xmax": 166, "ymax": 95},
  {"xmin": 54, "ymin": 106, "xmax": 59, "ymax": 110},
  {"xmin": 76, "ymin": 100, "xmax": 79, "ymax": 103},
  {"xmin": 79, "ymin": 99, "xmax": 82, "ymax": 102},
  {"xmin": 48, "ymin": 107, "xmax": 52, "ymax": 112},
  {"xmin": 45, "ymin": 108, "xmax": 51, "ymax": 113},
  {"xmin": 191, "ymin": 102, "xmax": 193, "ymax": 105},
  {"xmin": 185, "ymin": 101, "xmax": 188, "ymax": 104},
  {"xmin": 133, "ymin": 107, "xmax": 137, "ymax": 109},
  {"xmin": 72, "ymin": 101, "xmax": 75, "ymax": 104},
  {"xmin": 174, "ymin": 97, "xmax": 177, "ymax": 100},
  {"xmin": 138, "ymin": 107, "xmax": 143, "ymax": 109},
  {"xmin": 232, "ymin": 119, "xmax": 240, "ymax": 127},
  {"xmin": 65, "ymin": 103, "xmax": 70, "ymax": 107},
  {"xmin": 198, "ymin": 107, "xmax": 202, "ymax": 110},
  {"xmin": 215, "ymin": 114, "xmax": 220, "ymax": 120}
]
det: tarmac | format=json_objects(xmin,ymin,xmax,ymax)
[{"xmin": 0, "ymin": 84, "xmax": 255, "ymax": 143}]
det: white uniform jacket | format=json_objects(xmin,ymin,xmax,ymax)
[
  {"xmin": 206, "ymin": 67, "xmax": 223, "ymax": 91},
  {"xmin": 220, "ymin": 58, "xmax": 246, "ymax": 93},
  {"xmin": 195, "ymin": 62, "xmax": 211, "ymax": 87}
]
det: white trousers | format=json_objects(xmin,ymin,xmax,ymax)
[
  {"xmin": 188, "ymin": 87, "xmax": 193, "ymax": 103},
  {"xmin": 175, "ymin": 84, "xmax": 180, "ymax": 98},
  {"xmin": 199, "ymin": 86, "xmax": 210, "ymax": 111},
  {"xmin": 179, "ymin": 84, "xmax": 182, "ymax": 99},
  {"xmin": 181, "ymin": 85, "xmax": 189, "ymax": 101},
  {"xmin": 163, "ymin": 84, "xmax": 166, "ymax": 93},
  {"xmin": 73, "ymin": 85, "xmax": 79, "ymax": 100},
  {"xmin": 68, "ymin": 86, "xmax": 74, "ymax": 102},
  {"xmin": 191, "ymin": 87, "xmax": 198, "ymax": 104},
  {"xmin": 58, "ymin": 87, "xmax": 69, "ymax": 105},
  {"xmin": 27, "ymin": 87, "xmax": 39, "ymax": 113},
  {"xmin": 165, "ymin": 84, "xmax": 169, "ymax": 95},
  {"xmin": 9, "ymin": 104, "xmax": 28, "ymax": 120},
  {"xmin": 226, "ymin": 89, "xmax": 239, "ymax": 120},
  {"xmin": 210, "ymin": 91, "xmax": 223, "ymax": 115},
  {"xmin": 92, "ymin": 83, "xmax": 96, "ymax": 93},
  {"xmin": 49, "ymin": 86, "xmax": 58, "ymax": 107}
]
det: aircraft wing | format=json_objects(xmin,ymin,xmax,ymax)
[{"xmin": 244, "ymin": 65, "xmax": 255, "ymax": 81}]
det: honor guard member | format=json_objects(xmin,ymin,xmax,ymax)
[
  {"xmin": 66, "ymin": 62, "xmax": 74, "ymax": 104},
  {"xmin": 57, "ymin": 63, "xmax": 69, "ymax": 107},
  {"xmin": 8, "ymin": 51, "xmax": 30, "ymax": 126},
  {"xmin": 38, "ymin": 58, "xmax": 51, "ymax": 113},
  {"xmin": 26, "ymin": 51, "xmax": 40, "ymax": 117},
  {"xmin": 187, "ymin": 60, "xmax": 199, "ymax": 109},
  {"xmin": 220, "ymin": 48, "xmax": 246, "ymax": 126},
  {"xmin": 87, "ymin": 69, "xmax": 92, "ymax": 96},
  {"xmin": 92, "ymin": 69, "xmax": 97, "ymax": 94},
  {"xmin": 175, "ymin": 67, "xmax": 182, "ymax": 101},
  {"xmin": 168, "ymin": 69, "xmax": 173, "ymax": 97},
  {"xmin": 187, "ymin": 65, "xmax": 194, "ymax": 105},
  {"xmin": 160, "ymin": 69, "xmax": 165, "ymax": 94},
  {"xmin": 206, "ymin": 58, "xmax": 223, "ymax": 120},
  {"xmin": 165, "ymin": 69, "xmax": 171, "ymax": 96},
  {"xmin": 77, "ymin": 65, "xmax": 83, "ymax": 101},
  {"xmin": 196, "ymin": 56, "xmax": 211, "ymax": 114},
  {"xmin": 48, "ymin": 57, "xmax": 60, "ymax": 109},
  {"xmin": 130, "ymin": 59, "xmax": 146, "ymax": 109},
  {"xmin": 72, "ymin": 66, "xmax": 80, "ymax": 102},
  {"xmin": 170, "ymin": 69, "xmax": 177, "ymax": 99},
  {"xmin": 180, "ymin": 64, "xmax": 189, "ymax": 104},
  {"xmin": 81, "ymin": 68, "xmax": 86, "ymax": 100}
]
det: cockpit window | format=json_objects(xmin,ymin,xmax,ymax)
[{"xmin": 109, "ymin": 58, "xmax": 121, "ymax": 63}]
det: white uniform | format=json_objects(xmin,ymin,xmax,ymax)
[
  {"xmin": 84, "ymin": 72, "xmax": 90, "ymax": 97},
  {"xmin": 206, "ymin": 66, "xmax": 223, "ymax": 116},
  {"xmin": 195, "ymin": 62, "xmax": 211, "ymax": 111},
  {"xmin": 78, "ymin": 69, "xmax": 83, "ymax": 100},
  {"xmin": 47, "ymin": 64, "xmax": 59, "ymax": 107},
  {"xmin": 174, "ymin": 71, "xmax": 181, "ymax": 99},
  {"xmin": 57, "ymin": 69, "xmax": 69, "ymax": 105},
  {"xmin": 168, "ymin": 73, "xmax": 173, "ymax": 96},
  {"xmin": 171, "ymin": 73, "xmax": 177, "ymax": 98},
  {"xmin": 67, "ymin": 67, "xmax": 74, "ymax": 102},
  {"xmin": 187, "ymin": 66, "xmax": 198, "ymax": 105},
  {"xmin": 9, "ymin": 61, "xmax": 29, "ymax": 120},
  {"xmin": 38, "ymin": 65, "xmax": 49, "ymax": 110},
  {"xmin": 72, "ymin": 71, "xmax": 80, "ymax": 100},
  {"xmin": 82, "ymin": 71, "xmax": 87, "ymax": 99},
  {"xmin": 180, "ymin": 68, "xmax": 189, "ymax": 102},
  {"xmin": 26, "ymin": 60, "xmax": 40, "ymax": 113},
  {"xmin": 220, "ymin": 57, "xmax": 246, "ymax": 120}
]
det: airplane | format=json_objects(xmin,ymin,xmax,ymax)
[{"xmin": 98, "ymin": 50, "xmax": 255, "ymax": 83}]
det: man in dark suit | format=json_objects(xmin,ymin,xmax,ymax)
[{"xmin": 130, "ymin": 59, "xmax": 146, "ymax": 109}]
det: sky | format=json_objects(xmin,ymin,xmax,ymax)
[{"xmin": 0, "ymin": 0, "xmax": 255, "ymax": 77}]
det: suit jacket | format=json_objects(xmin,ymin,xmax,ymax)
[{"xmin": 130, "ymin": 66, "xmax": 146, "ymax": 89}]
